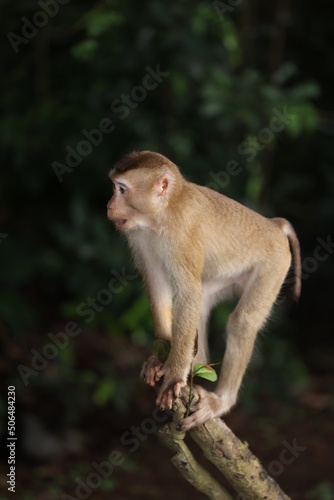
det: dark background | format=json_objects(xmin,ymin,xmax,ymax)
[{"xmin": 0, "ymin": 1, "xmax": 334, "ymax": 499}]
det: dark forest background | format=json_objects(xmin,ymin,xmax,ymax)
[{"xmin": 0, "ymin": 1, "xmax": 334, "ymax": 499}]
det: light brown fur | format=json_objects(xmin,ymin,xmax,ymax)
[{"xmin": 107, "ymin": 151, "xmax": 301, "ymax": 430}]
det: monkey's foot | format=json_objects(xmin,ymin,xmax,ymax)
[
  {"xmin": 177, "ymin": 385, "xmax": 233, "ymax": 432},
  {"xmin": 140, "ymin": 354, "xmax": 163, "ymax": 387}
]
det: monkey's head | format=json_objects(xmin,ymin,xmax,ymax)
[{"xmin": 107, "ymin": 151, "xmax": 183, "ymax": 232}]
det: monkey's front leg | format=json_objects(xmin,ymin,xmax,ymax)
[
  {"xmin": 156, "ymin": 273, "xmax": 202, "ymax": 410},
  {"xmin": 155, "ymin": 287, "xmax": 202, "ymax": 411}
]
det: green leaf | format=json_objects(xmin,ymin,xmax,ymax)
[
  {"xmin": 285, "ymin": 103, "xmax": 319, "ymax": 136},
  {"xmin": 86, "ymin": 11, "xmax": 124, "ymax": 37},
  {"xmin": 193, "ymin": 363, "xmax": 218, "ymax": 382},
  {"xmin": 101, "ymin": 479, "xmax": 117, "ymax": 491},
  {"xmin": 271, "ymin": 62, "xmax": 298, "ymax": 85},
  {"xmin": 70, "ymin": 39, "xmax": 98, "ymax": 61},
  {"xmin": 93, "ymin": 379, "xmax": 116, "ymax": 406}
]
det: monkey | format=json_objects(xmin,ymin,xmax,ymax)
[{"xmin": 107, "ymin": 151, "xmax": 301, "ymax": 431}]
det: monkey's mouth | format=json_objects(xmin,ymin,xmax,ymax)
[{"xmin": 114, "ymin": 219, "xmax": 127, "ymax": 229}]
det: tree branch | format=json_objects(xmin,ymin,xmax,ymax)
[
  {"xmin": 159, "ymin": 404, "xmax": 233, "ymax": 500},
  {"xmin": 159, "ymin": 390, "xmax": 290, "ymax": 500}
]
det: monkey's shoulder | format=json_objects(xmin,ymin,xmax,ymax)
[{"xmin": 189, "ymin": 183, "xmax": 263, "ymax": 221}]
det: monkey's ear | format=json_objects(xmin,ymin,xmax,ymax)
[{"xmin": 156, "ymin": 172, "xmax": 173, "ymax": 197}]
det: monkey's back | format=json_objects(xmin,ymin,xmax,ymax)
[{"xmin": 188, "ymin": 183, "xmax": 291, "ymax": 278}]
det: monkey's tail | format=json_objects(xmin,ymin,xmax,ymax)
[{"xmin": 272, "ymin": 218, "xmax": 302, "ymax": 301}]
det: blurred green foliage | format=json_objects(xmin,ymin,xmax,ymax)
[
  {"xmin": 1, "ymin": 0, "xmax": 334, "ymax": 418},
  {"xmin": 306, "ymin": 482, "xmax": 334, "ymax": 500}
]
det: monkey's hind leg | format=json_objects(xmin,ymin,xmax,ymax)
[
  {"xmin": 193, "ymin": 295, "xmax": 211, "ymax": 366},
  {"xmin": 194, "ymin": 283, "xmax": 235, "ymax": 366},
  {"xmin": 215, "ymin": 261, "xmax": 291, "ymax": 413}
]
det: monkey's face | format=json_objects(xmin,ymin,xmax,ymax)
[
  {"xmin": 107, "ymin": 165, "xmax": 175, "ymax": 232},
  {"xmin": 107, "ymin": 181, "xmax": 136, "ymax": 231},
  {"xmin": 107, "ymin": 174, "xmax": 156, "ymax": 232}
]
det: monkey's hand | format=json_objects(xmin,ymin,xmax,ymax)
[
  {"xmin": 177, "ymin": 385, "xmax": 231, "ymax": 432},
  {"xmin": 155, "ymin": 363, "xmax": 187, "ymax": 411},
  {"xmin": 140, "ymin": 354, "xmax": 163, "ymax": 387}
]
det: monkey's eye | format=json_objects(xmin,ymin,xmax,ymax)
[{"xmin": 113, "ymin": 181, "xmax": 127, "ymax": 195}]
